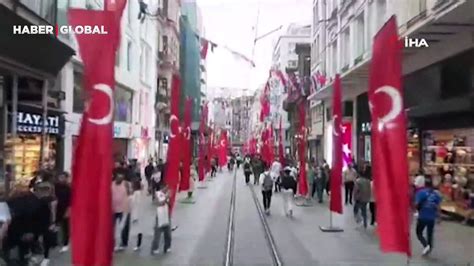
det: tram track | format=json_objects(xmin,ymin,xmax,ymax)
[{"xmin": 224, "ymin": 169, "xmax": 283, "ymax": 266}]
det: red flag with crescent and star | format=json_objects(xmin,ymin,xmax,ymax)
[
  {"xmin": 218, "ymin": 130, "xmax": 228, "ymax": 167},
  {"xmin": 297, "ymin": 104, "xmax": 308, "ymax": 196},
  {"xmin": 198, "ymin": 103, "xmax": 207, "ymax": 181},
  {"xmin": 165, "ymin": 74, "xmax": 182, "ymax": 216},
  {"xmin": 369, "ymin": 16, "xmax": 411, "ymax": 256},
  {"xmin": 330, "ymin": 74, "xmax": 343, "ymax": 214},
  {"xmin": 179, "ymin": 98, "xmax": 192, "ymax": 191},
  {"xmin": 278, "ymin": 117, "xmax": 285, "ymax": 165},
  {"xmin": 68, "ymin": 5, "xmax": 123, "ymax": 265}
]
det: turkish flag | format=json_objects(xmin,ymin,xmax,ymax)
[
  {"xmin": 369, "ymin": 16, "xmax": 411, "ymax": 256},
  {"xmin": 198, "ymin": 104, "xmax": 207, "ymax": 181},
  {"xmin": 219, "ymin": 130, "xmax": 228, "ymax": 166},
  {"xmin": 68, "ymin": 8, "xmax": 121, "ymax": 266},
  {"xmin": 179, "ymin": 98, "xmax": 192, "ymax": 191},
  {"xmin": 330, "ymin": 74, "xmax": 343, "ymax": 214},
  {"xmin": 279, "ymin": 117, "xmax": 285, "ymax": 164},
  {"xmin": 297, "ymin": 104, "xmax": 308, "ymax": 196},
  {"xmin": 165, "ymin": 74, "xmax": 182, "ymax": 215},
  {"xmin": 201, "ymin": 39, "xmax": 209, "ymax": 59}
]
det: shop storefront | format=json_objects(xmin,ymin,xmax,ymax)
[
  {"xmin": 113, "ymin": 124, "xmax": 130, "ymax": 162},
  {"xmin": 406, "ymin": 48, "xmax": 474, "ymax": 220},
  {"xmin": 356, "ymin": 93, "xmax": 371, "ymax": 167},
  {"xmin": 5, "ymin": 106, "xmax": 64, "ymax": 185}
]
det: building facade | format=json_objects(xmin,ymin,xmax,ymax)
[
  {"xmin": 309, "ymin": 0, "xmax": 474, "ymax": 177},
  {"xmin": 155, "ymin": 0, "xmax": 181, "ymax": 160},
  {"xmin": 231, "ymin": 95, "xmax": 253, "ymax": 147},
  {"xmin": 62, "ymin": 0, "xmax": 158, "ymax": 172},
  {"xmin": 0, "ymin": 0, "xmax": 74, "ymax": 188}
]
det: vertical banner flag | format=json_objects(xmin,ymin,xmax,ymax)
[
  {"xmin": 297, "ymin": 104, "xmax": 308, "ymax": 196},
  {"xmin": 179, "ymin": 98, "xmax": 192, "ymax": 191},
  {"xmin": 198, "ymin": 104, "xmax": 207, "ymax": 181},
  {"xmin": 219, "ymin": 130, "xmax": 228, "ymax": 166},
  {"xmin": 268, "ymin": 125, "xmax": 275, "ymax": 164},
  {"xmin": 368, "ymin": 16, "xmax": 411, "ymax": 256},
  {"xmin": 279, "ymin": 117, "xmax": 285, "ymax": 164},
  {"xmin": 330, "ymin": 74, "xmax": 343, "ymax": 214},
  {"xmin": 342, "ymin": 122, "xmax": 353, "ymax": 169},
  {"xmin": 165, "ymin": 74, "xmax": 182, "ymax": 215},
  {"xmin": 68, "ymin": 5, "xmax": 123, "ymax": 266}
]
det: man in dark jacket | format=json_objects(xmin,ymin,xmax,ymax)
[
  {"xmin": 144, "ymin": 160, "xmax": 155, "ymax": 194},
  {"xmin": 252, "ymin": 155, "xmax": 265, "ymax": 185}
]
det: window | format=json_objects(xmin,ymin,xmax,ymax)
[
  {"xmin": 376, "ymin": 0, "xmax": 387, "ymax": 29},
  {"xmin": 140, "ymin": 41, "xmax": 151, "ymax": 84},
  {"xmin": 331, "ymin": 41, "xmax": 337, "ymax": 77},
  {"xmin": 341, "ymin": 29, "xmax": 350, "ymax": 68},
  {"xmin": 355, "ymin": 14, "xmax": 365, "ymax": 57},
  {"xmin": 73, "ymin": 71, "xmax": 85, "ymax": 113},
  {"xmin": 313, "ymin": 3, "xmax": 318, "ymax": 34},
  {"xmin": 127, "ymin": 41, "xmax": 132, "ymax": 71},
  {"xmin": 115, "ymin": 86, "xmax": 133, "ymax": 123},
  {"xmin": 127, "ymin": 0, "xmax": 132, "ymax": 25}
]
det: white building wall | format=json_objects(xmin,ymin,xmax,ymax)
[{"xmin": 62, "ymin": 0, "xmax": 158, "ymax": 172}]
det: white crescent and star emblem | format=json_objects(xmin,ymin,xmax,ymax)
[
  {"xmin": 88, "ymin": 84, "xmax": 113, "ymax": 125},
  {"xmin": 332, "ymin": 115, "xmax": 340, "ymax": 137},
  {"xmin": 221, "ymin": 139, "xmax": 225, "ymax": 147},
  {"xmin": 374, "ymin": 85, "xmax": 402, "ymax": 132},
  {"xmin": 184, "ymin": 127, "xmax": 191, "ymax": 140},
  {"xmin": 169, "ymin": 115, "xmax": 179, "ymax": 138}
]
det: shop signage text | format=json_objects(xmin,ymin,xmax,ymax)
[{"xmin": 17, "ymin": 112, "xmax": 60, "ymax": 134}]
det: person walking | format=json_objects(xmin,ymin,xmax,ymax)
[
  {"xmin": 369, "ymin": 178, "xmax": 376, "ymax": 226},
  {"xmin": 353, "ymin": 174, "xmax": 371, "ymax": 228},
  {"xmin": 236, "ymin": 154, "xmax": 242, "ymax": 169},
  {"xmin": 243, "ymin": 157, "xmax": 252, "ymax": 184},
  {"xmin": 130, "ymin": 180, "xmax": 145, "ymax": 251},
  {"xmin": 308, "ymin": 164, "xmax": 316, "ymax": 199},
  {"xmin": 211, "ymin": 157, "xmax": 217, "ymax": 177},
  {"xmin": 280, "ymin": 167, "xmax": 297, "ymax": 217},
  {"xmin": 415, "ymin": 178, "xmax": 442, "ymax": 256},
  {"xmin": 314, "ymin": 167, "xmax": 326, "ymax": 203},
  {"xmin": 112, "ymin": 173, "xmax": 131, "ymax": 251},
  {"xmin": 144, "ymin": 159, "xmax": 155, "ymax": 195},
  {"xmin": 260, "ymin": 170, "xmax": 275, "ymax": 215},
  {"xmin": 188, "ymin": 160, "xmax": 198, "ymax": 199},
  {"xmin": 270, "ymin": 159, "xmax": 282, "ymax": 193},
  {"xmin": 151, "ymin": 185, "xmax": 172, "ymax": 255},
  {"xmin": 252, "ymin": 155, "xmax": 265, "ymax": 185},
  {"xmin": 322, "ymin": 159, "xmax": 331, "ymax": 195},
  {"xmin": 54, "ymin": 172, "xmax": 71, "ymax": 253},
  {"xmin": 343, "ymin": 164, "xmax": 357, "ymax": 205}
]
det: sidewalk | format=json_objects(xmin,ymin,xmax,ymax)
[
  {"xmin": 49, "ymin": 171, "xmax": 234, "ymax": 266},
  {"xmin": 264, "ymin": 190, "xmax": 474, "ymax": 266}
]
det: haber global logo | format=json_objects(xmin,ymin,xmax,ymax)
[{"xmin": 12, "ymin": 25, "xmax": 108, "ymax": 36}]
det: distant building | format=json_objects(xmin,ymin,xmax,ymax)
[{"xmin": 231, "ymin": 95, "xmax": 254, "ymax": 146}]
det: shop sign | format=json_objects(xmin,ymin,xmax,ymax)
[{"xmin": 17, "ymin": 111, "xmax": 61, "ymax": 134}]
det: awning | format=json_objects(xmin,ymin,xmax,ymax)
[{"xmin": 0, "ymin": 5, "xmax": 75, "ymax": 78}]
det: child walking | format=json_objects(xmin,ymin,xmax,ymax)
[
  {"xmin": 151, "ymin": 185, "xmax": 172, "ymax": 255},
  {"xmin": 130, "ymin": 180, "xmax": 145, "ymax": 251}
]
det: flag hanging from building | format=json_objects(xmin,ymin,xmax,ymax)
[
  {"xmin": 278, "ymin": 117, "xmax": 285, "ymax": 164},
  {"xmin": 198, "ymin": 103, "xmax": 207, "ymax": 181},
  {"xmin": 297, "ymin": 104, "xmax": 308, "ymax": 196},
  {"xmin": 68, "ymin": 5, "xmax": 123, "ymax": 265},
  {"xmin": 219, "ymin": 130, "xmax": 228, "ymax": 167},
  {"xmin": 330, "ymin": 74, "xmax": 343, "ymax": 214},
  {"xmin": 179, "ymin": 98, "xmax": 192, "ymax": 191},
  {"xmin": 368, "ymin": 16, "xmax": 411, "ymax": 256},
  {"xmin": 165, "ymin": 74, "xmax": 182, "ymax": 216},
  {"xmin": 201, "ymin": 39, "xmax": 209, "ymax": 59}
]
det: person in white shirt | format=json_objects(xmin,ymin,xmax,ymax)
[
  {"xmin": 280, "ymin": 167, "xmax": 297, "ymax": 217},
  {"xmin": 151, "ymin": 186, "xmax": 172, "ymax": 254},
  {"xmin": 270, "ymin": 160, "xmax": 282, "ymax": 192},
  {"xmin": 130, "ymin": 181, "xmax": 145, "ymax": 251},
  {"xmin": 343, "ymin": 164, "xmax": 358, "ymax": 205}
]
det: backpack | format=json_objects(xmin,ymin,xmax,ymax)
[
  {"xmin": 281, "ymin": 175, "xmax": 296, "ymax": 190},
  {"xmin": 262, "ymin": 173, "xmax": 273, "ymax": 191}
]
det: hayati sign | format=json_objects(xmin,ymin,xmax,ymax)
[
  {"xmin": 17, "ymin": 111, "xmax": 61, "ymax": 134},
  {"xmin": 12, "ymin": 25, "xmax": 108, "ymax": 36}
]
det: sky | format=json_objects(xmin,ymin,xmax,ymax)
[{"xmin": 197, "ymin": 0, "xmax": 312, "ymax": 96}]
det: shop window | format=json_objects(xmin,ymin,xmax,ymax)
[
  {"xmin": 115, "ymin": 86, "xmax": 133, "ymax": 123},
  {"xmin": 73, "ymin": 71, "xmax": 85, "ymax": 113}
]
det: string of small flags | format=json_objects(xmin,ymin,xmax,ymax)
[{"xmin": 196, "ymin": 34, "xmax": 255, "ymax": 67}]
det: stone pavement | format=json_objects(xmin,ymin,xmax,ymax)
[{"xmin": 49, "ymin": 170, "xmax": 474, "ymax": 265}]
